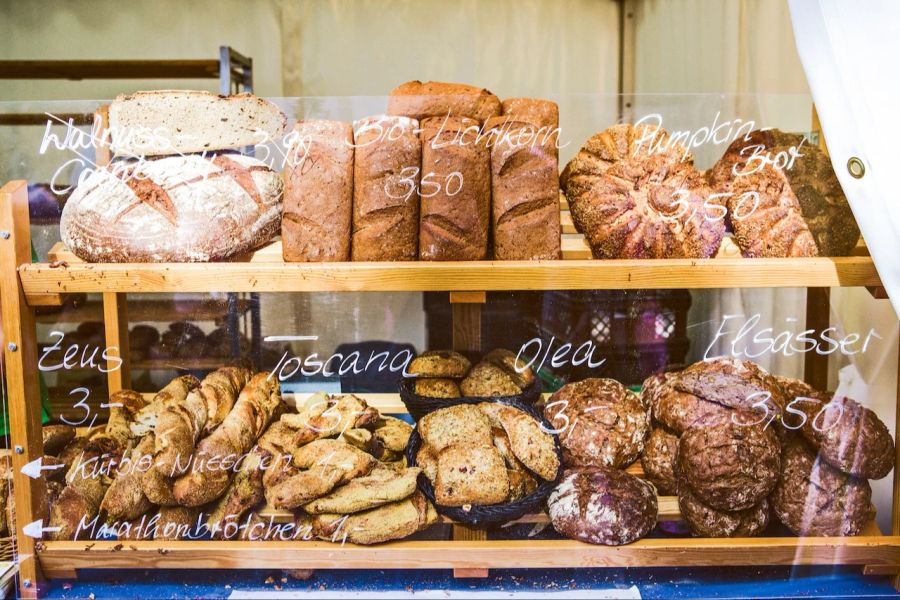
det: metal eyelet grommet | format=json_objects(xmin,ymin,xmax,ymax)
[{"xmin": 847, "ymin": 157, "xmax": 865, "ymax": 179}]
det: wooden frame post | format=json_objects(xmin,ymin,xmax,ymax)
[
  {"xmin": 449, "ymin": 290, "xmax": 489, "ymax": 578},
  {"xmin": 102, "ymin": 292, "xmax": 130, "ymax": 394},
  {"xmin": 0, "ymin": 181, "xmax": 46, "ymax": 598}
]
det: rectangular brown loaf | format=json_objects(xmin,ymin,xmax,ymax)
[
  {"xmin": 500, "ymin": 98, "xmax": 561, "ymax": 158},
  {"xmin": 282, "ymin": 120, "xmax": 354, "ymax": 262},
  {"xmin": 419, "ymin": 116, "xmax": 491, "ymax": 261},
  {"xmin": 486, "ymin": 117, "xmax": 561, "ymax": 260},
  {"xmin": 351, "ymin": 115, "xmax": 421, "ymax": 261},
  {"xmin": 388, "ymin": 80, "xmax": 501, "ymax": 124}
]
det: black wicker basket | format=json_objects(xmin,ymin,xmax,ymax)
[
  {"xmin": 398, "ymin": 375, "xmax": 543, "ymax": 422},
  {"xmin": 404, "ymin": 397, "xmax": 563, "ymax": 527}
]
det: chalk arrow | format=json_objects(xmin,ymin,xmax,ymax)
[
  {"xmin": 22, "ymin": 519, "xmax": 60, "ymax": 539},
  {"xmin": 21, "ymin": 457, "xmax": 65, "ymax": 479}
]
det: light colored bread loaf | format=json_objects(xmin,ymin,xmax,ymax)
[
  {"xmin": 351, "ymin": 115, "xmax": 421, "ymax": 261},
  {"xmin": 283, "ymin": 120, "xmax": 354, "ymax": 261},
  {"xmin": 388, "ymin": 80, "xmax": 501, "ymax": 124},
  {"xmin": 419, "ymin": 116, "xmax": 491, "ymax": 260},
  {"xmin": 60, "ymin": 154, "xmax": 282, "ymax": 262},
  {"xmin": 486, "ymin": 117, "xmax": 561, "ymax": 260},
  {"xmin": 108, "ymin": 90, "xmax": 286, "ymax": 156}
]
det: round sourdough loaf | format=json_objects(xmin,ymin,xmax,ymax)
[
  {"xmin": 548, "ymin": 467, "xmax": 657, "ymax": 545},
  {"xmin": 772, "ymin": 438, "xmax": 873, "ymax": 536},
  {"xmin": 60, "ymin": 154, "xmax": 282, "ymax": 262},
  {"xmin": 678, "ymin": 483, "xmax": 769, "ymax": 538},
  {"xmin": 641, "ymin": 426, "xmax": 679, "ymax": 495}
]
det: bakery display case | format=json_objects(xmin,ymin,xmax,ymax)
[{"xmin": 0, "ymin": 90, "xmax": 898, "ymax": 599}]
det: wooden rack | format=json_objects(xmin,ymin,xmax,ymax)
[{"xmin": 2, "ymin": 173, "xmax": 900, "ymax": 598}]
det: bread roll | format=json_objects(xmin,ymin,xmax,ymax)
[
  {"xmin": 351, "ymin": 115, "xmax": 421, "ymax": 261},
  {"xmin": 61, "ymin": 154, "xmax": 282, "ymax": 262},
  {"xmin": 283, "ymin": 120, "xmax": 354, "ymax": 261},
  {"xmin": 419, "ymin": 116, "xmax": 490, "ymax": 260},
  {"xmin": 485, "ymin": 117, "xmax": 560, "ymax": 260},
  {"xmin": 388, "ymin": 80, "xmax": 501, "ymax": 124}
]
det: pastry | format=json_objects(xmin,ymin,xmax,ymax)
[
  {"xmin": 548, "ymin": 467, "xmax": 657, "ymax": 545},
  {"xmin": 311, "ymin": 491, "xmax": 438, "ymax": 545},
  {"xmin": 282, "ymin": 119, "xmax": 354, "ymax": 261}
]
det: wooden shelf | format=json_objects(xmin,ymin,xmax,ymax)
[
  {"xmin": 35, "ymin": 298, "xmax": 251, "ymax": 324},
  {"xmin": 18, "ymin": 240, "xmax": 882, "ymax": 301},
  {"xmin": 0, "ymin": 59, "xmax": 220, "ymax": 80},
  {"xmin": 37, "ymin": 532, "xmax": 900, "ymax": 578}
]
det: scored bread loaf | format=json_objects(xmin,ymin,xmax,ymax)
[
  {"xmin": 500, "ymin": 98, "xmax": 560, "ymax": 132},
  {"xmin": 108, "ymin": 90, "xmax": 287, "ymax": 157},
  {"xmin": 485, "ymin": 117, "xmax": 561, "ymax": 260},
  {"xmin": 172, "ymin": 373, "xmax": 283, "ymax": 506},
  {"xmin": 419, "ymin": 116, "xmax": 491, "ymax": 260},
  {"xmin": 388, "ymin": 80, "xmax": 501, "ymax": 124},
  {"xmin": 351, "ymin": 115, "xmax": 421, "ymax": 261},
  {"xmin": 282, "ymin": 120, "xmax": 354, "ymax": 262},
  {"xmin": 60, "ymin": 154, "xmax": 283, "ymax": 262}
]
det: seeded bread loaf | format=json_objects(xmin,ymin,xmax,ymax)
[
  {"xmin": 419, "ymin": 116, "xmax": 491, "ymax": 260},
  {"xmin": 435, "ymin": 443, "xmax": 509, "ymax": 506},
  {"xmin": 387, "ymin": 80, "xmax": 501, "ymax": 124},
  {"xmin": 485, "ymin": 117, "xmax": 561, "ymax": 260},
  {"xmin": 351, "ymin": 115, "xmax": 421, "ymax": 261},
  {"xmin": 678, "ymin": 484, "xmax": 769, "ymax": 538},
  {"xmin": 500, "ymin": 98, "xmax": 560, "ymax": 132},
  {"xmin": 407, "ymin": 350, "xmax": 471, "ymax": 378},
  {"xmin": 282, "ymin": 120, "xmax": 354, "ymax": 261},
  {"xmin": 108, "ymin": 90, "xmax": 287, "ymax": 157},
  {"xmin": 61, "ymin": 154, "xmax": 283, "ymax": 262},
  {"xmin": 641, "ymin": 426, "xmax": 679, "ymax": 495}
]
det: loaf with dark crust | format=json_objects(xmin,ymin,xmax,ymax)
[
  {"xmin": 545, "ymin": 378, "xmax": 649, "ymax": 468},
  {"xmin": 672, "ymin": 357, "xmax": 786, "ymax": 419},
  {"xmin": 485, "ymin": 117, "xmax": 561, "ymax": 260},
  {"xmin": 418, "ymin": 116, "xmax": 491, "ymax": 260},
  {"xmin": 707, "ymin": 129, "xmax": 859, "ymax": 257},
  {"xmin": 283, "ymin": 120, "xmax": 354, "ymax": 262},
  {"xmin": 561, "ymin": 123, "xmax": 724, "ymax": 258},
  {"xmin": 42, "ymin": 424, "xmax": 76, "ymax": 456},
  {"xmin": 643, "ymin": 371, "xmax": 733, "ymax": 434},
  {"xmin": 641, "ymin": 427, "xmax": 679, "ymax": 495},
  {"xmin": 678, "ymin": 483, "xmax": 769, "ymax": 538},
  {"xmin": 387, "ymin": 80, "xmax": 501, "ymax": 124},
  {"xmin": 548, "ymin": 467, "xmax": 657, "ymax": 545},
  {"xmin": 351, "ymin": 115, "xmax": 421, "ymax": 261},
  {"xmin": 771, "ymin": 438, "xmax": 873, "ymax": 536},
  {"xmin": 677, "ymin": 420, "xmax": 780, "ymax": 511}
]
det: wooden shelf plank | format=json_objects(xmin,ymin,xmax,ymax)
[
  {"xmin": 0, "ymin": 59, "xmax": 220, "ymax": 80},
  {"xmin": 36, "ymin": 298, "xmax": 251, "ymax": 324},
  {"xmin": 37, "ymin": 534, "xmax": 900, "ymax": 576},
  {"xmin": 19, "ymin": 244, "xmax": 882, "ymax": 297}
]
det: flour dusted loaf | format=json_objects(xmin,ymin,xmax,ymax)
[
  {"xmin": 561, "ymin": 123, "xmax": 724, "ymax": 258},
  {"xmin": 485, "ymin": 117, "xmax": 561, "ymax": 260},
  {"xmin": 352, "ymin": 115, "xmax": 421, "ymax": 261},
  {"xmin": 771, "ymin": 438, "xmax": 873, "ymax": 536},
  {"xmin": 388, "ymin": 80, "xmax": 501, "ymax": 124},
  {"xmin": 678, "ymin": 484, "xmax": 769, "ymax": 538},
  {"xmin": 108, "ymin": 90, "xmax": 287, "ymax": 157},
  {"xmin": 61, "ymin": 154, "xmax": 282, "ymax": 262},
  {"xmin": 678, "ymin": 420, "xmax": 780, "ymax": 511},
  {"xmin": 641, "ymin": 426, "xmax": 679, "ymax": 495},
  {"xmin": 544, "ymin": 378, "xmax": 649, "ymax": 468},
  {"xmin": 282, "ymin": 120, "xmax": 354, "ymax": 261},
  {"xmin": 548, "ymin": 467, "xmax": 657, "ymax": 545},
  {"xmin": 707, "ymin": 129, "xmax": 859, "ymax": 257},
  {"xmin": 418, "ymin": 116, "xmax": 491, "ymax": 260}
]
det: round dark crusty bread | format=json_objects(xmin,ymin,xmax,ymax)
[
  {"xmin": 644, "ymin": 371, "xmax": 734, "ymax": 434},
  {"xmin": 544, "ymin": 378, "xmax": 649, "ymax": 468},
  {"xmin": 795, "ymin": 394, "xmax": 895, "ymax": 480},
  {"xmin": 771, "ymin": 438, "xmax": 873, "ymax": 536},
  {"xmin": 548, "ymin": 467, "xmax": 657, "ymax": 545},
  {"xmin": 641, "ymin": 426, "xmax": 679, "ymax": 495},
  {"xmin": 560, "ymin": 123, "xmax": 724, "ymax": 259},
  {"xmin": 678, "ymin": 483, "xmax": 769, "ymax": 538},
  {"xmin": 672, "ymin": 357, "xmax": 786, "ymax": 420},
  {"xmin": 60, "ymin": 154, "xmax": 283, "ymax": 262},
  {"xmin": 678, "ymin": 420, "xmax": 780, "ymax": 511},
  {"xmin": 707, "ymin": 129, "xmax": 859, "ymax": 257}
]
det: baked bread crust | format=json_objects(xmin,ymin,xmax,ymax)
[
  {"xmin": 460, "ymin": 362, "xmax": 521, "ymax": 397},
  {"xmin": 415, "ymin": 378, "xmax": 461, "ymax": 398},
  {"xmin": 497, "ymin": 406, "xmax": 560, "ymax": 481},
  {"xmin": 771, "ymin": 438, "xmax": 873, "ymax": 536},
  {"xmin": 561, "ymin": 123, "xmax": 724, "ymax": 258},
  {"xmin": 419, "ymin": 404, "xmax": 492, "ymax": 452},
  {"xmin": 678, "ymin": 420, "xmax": 780, "ymax": 511},
  {"xmin": 673, "ymin": 357, "xmax": 786, "ymax": 417},
  {"xmin": 434, "ymin": 443, "xmax": 509, "ymax": 506},
  {"xmin": 641, "ymin": 426, "xmax": 679, "ymax": 495},
  {"xmin": 678, "ymin": 483, "xmax": 769, "ymax": 537},
  {"xmin": 644, "ymin": 372, "xmax": 733, "ymax": 434},
  {"xmin": 407, "ymin": 350, "xmax": 471, "ymax": 378},
  {"xmin": 545, "ymin": 378, "xmax": 649, "ymax": 468},
  {"xmin": 61, "ymin": 154, "xmax": 283, "ymax": 263},
  {"xmin": 387, "ymin": 80, "xmax": 501, "ymax": 124},
  {"xmin": 548, "ymin": 467, "xmax": 657, "ymax": 545}
]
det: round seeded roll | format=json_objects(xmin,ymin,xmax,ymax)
[
  {"xmin": 641, "ymin": 426, "xmax": 679, "ymax": 495},
  {"xmin": 544, "ymin": 378, "xmax": 649, "ymax": 468},
  {"xmin": 678, "ymin": 420, "xmax": 780, "ymax": 511},
  {"xmin": 407, "ymin": 350, "xmax": 471, "ymax": 378},
  {"xmin": 678, "ymin": 483, "xmax": 769, "ymax": 537},
  {"xmin": 771, "ymin": 438, "xmax": 873, "ymax": 536},
  {"xmin": 548, "ymin": 467, "xmax": 657, "ymax": 545}
]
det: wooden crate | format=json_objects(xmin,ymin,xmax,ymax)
[{"xmin": 2, "ymin": 178, "xmax": 899, "ymax": 598}]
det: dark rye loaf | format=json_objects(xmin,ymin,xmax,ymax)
[
  {"xmin": 282, "ymin": 120, "xmax": 354, "ymax": 262},
  {"xmin": 388, "ymin": 80, "xmax": 501, "ymax": 124}
]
